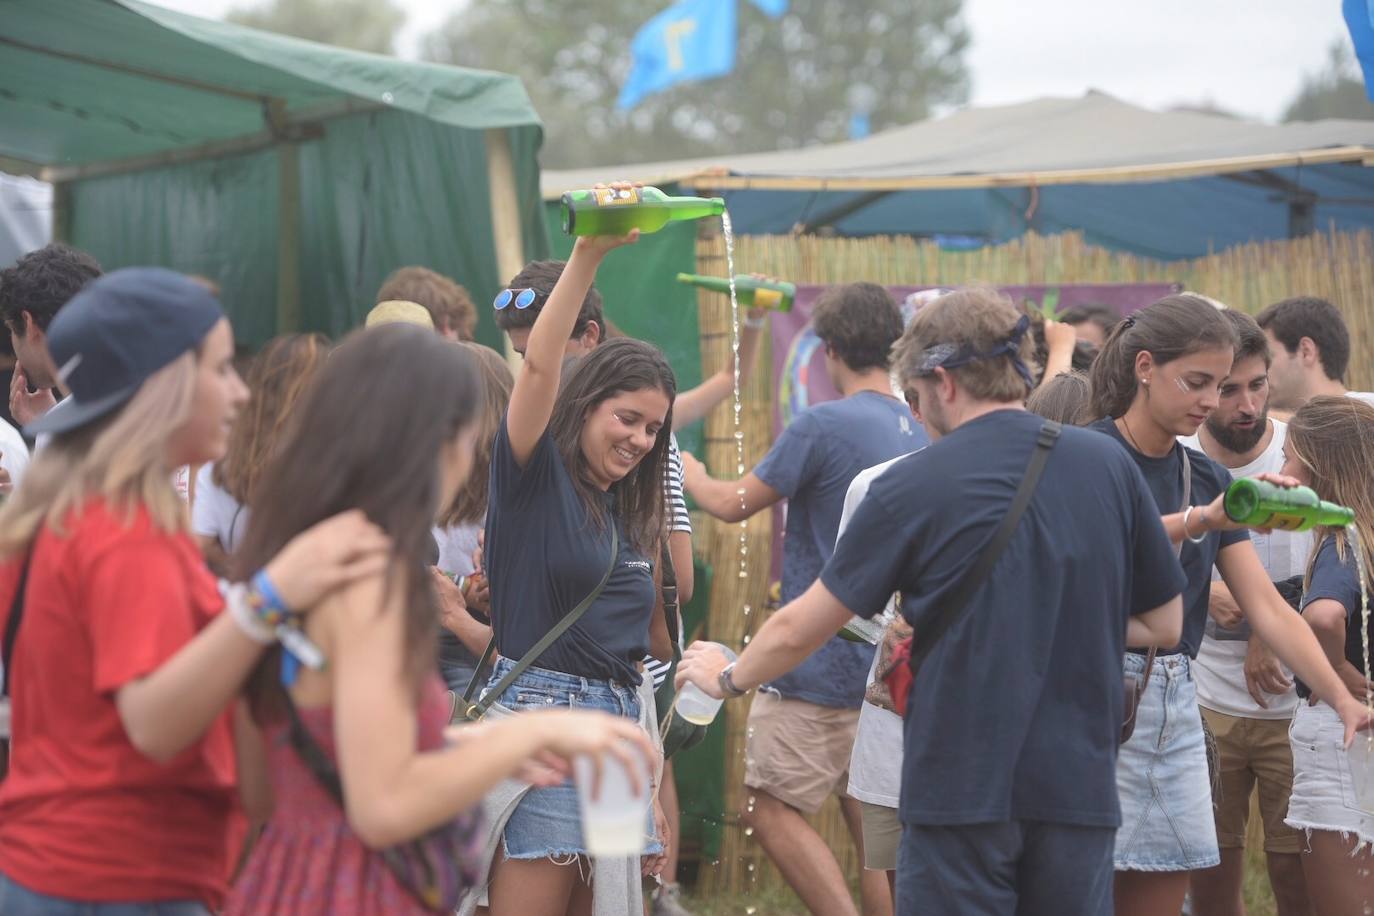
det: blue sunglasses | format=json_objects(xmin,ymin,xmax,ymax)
[{"xmin": 493, "ymin": 288, "xmax": 539, "ymax": 310}]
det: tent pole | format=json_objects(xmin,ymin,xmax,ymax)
[
  {"xmin": 485, "ymin": 128, "xmax": 526, "ymax": 374},
  {"xmin": 51, "ymin": 181, "xmax": 72, "ymax": 244},
  {"xmin": 276, "ymin": 142, "xmax": 302, "ymax": 333}
]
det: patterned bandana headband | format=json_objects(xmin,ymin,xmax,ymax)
[{"xmin": 913, "ymin": 314, "xmax": 1035, "ymax": 390}]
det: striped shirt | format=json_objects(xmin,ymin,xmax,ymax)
[{"xmin": 645, "ymin": 436, "xmax": 692, "ymax": 688}]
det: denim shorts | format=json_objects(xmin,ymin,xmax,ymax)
[
  {"xmin": 1114, "ymin": 653, "xmax": 1220, "ymax": 871},
  {"xmin": 1285, "ymin": 700, "xmax": 1374, "ymax": 850},
  {"xmin": 485, "ymin": 657, "xmax": 661, "ymax": 859},
  {"xmin": 0, "ymin": 873, "xmax": 210, "ymax": 915}
]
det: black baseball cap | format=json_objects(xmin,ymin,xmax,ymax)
[{"xmin": 26, "ymin": 267, "xmax": 224, "ymax": 437}]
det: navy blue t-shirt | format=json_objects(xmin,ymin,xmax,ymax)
[
  {"xmin": 1297, "ymin": 534, "xmax": 1372, "ymax": 698},
  {"xmin": 821, "ymin": 410, "xmax": 1186, "ymax": 828},
  {"xmin": 484, "ymin": 420, "xmax": 656, "ymax": 686},
  {"xmin": 1089, "ymin": 419, "xmax": 1248, "ymax": 657},
  {"xmin": 754, "ymin": 390, "xmax": 926, "ymax": 708}
]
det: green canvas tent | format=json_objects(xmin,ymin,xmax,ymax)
[{"xmin": 0, "ymin": 0, "xmax": 549, "ymax": 347}]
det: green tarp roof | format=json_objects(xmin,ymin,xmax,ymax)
[{"xmin": 1, "ymin": 0, "xmax": 542, "ymax": 174}]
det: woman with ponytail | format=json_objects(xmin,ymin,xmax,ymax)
[{"xmin": 1086, "ymin": 294, "xmax": 1371, "ymax": 916}]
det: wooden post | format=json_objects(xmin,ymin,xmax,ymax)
[
  {"xmin": 276, "ymin": 142, "xmax": 302, "ymax": 334},
  {"xmin": 485, "ymin": 128, "xmax": 526, "ymax": 374}
]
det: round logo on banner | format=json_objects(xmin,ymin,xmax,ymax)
[{"xmin": 778, "ymin": 325, "xmax": 824, "ymax": 429}]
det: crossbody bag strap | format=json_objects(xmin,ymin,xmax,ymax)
[
  {"xmin": 660, "ymin": 539, "xmax": 681, "ymax": 651},
  {"xmin": 2, "ymin": 548, "xmax": 36, "ymax": 699},
  {"xmin": 908, "ymin": 420, "xmax": 1061, "ymax": 678},
  {"xmin": 467, "ymin": 524, "xmax": 620, "ymax": 717}
]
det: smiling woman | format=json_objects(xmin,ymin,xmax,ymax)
[{"xmin": 477, "ymin": 206, "xmax": 677, "ymax": 915}]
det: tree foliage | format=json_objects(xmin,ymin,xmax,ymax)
[
  {"xmin": 226, "ymin": 0, "xmax": 406, "ymax": 55},
  {"xmin": 423, "ymin": 0, "xmax": 970, "ymax": 168},
  {"xmin": 1283, "ymin": 40, "xmax": 1374, "ymax": 122}
]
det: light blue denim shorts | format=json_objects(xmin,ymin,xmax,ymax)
[
  {"xmin": 485, "ymin": 657, "xmax": 661, "ymax": 860},
  {"xmin": 0, "ymin": 872, "xmax": 210, "ymax": 915},
  {"xmin": 1114, "ymin": 653, "xmax": 1220, "ymax": 871}
]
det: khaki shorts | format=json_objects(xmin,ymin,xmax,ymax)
[
  {"xmin": 859, "ymin": 801, "xmax": 901, "ymax": 871},
  {"xmin": 743, "ymin": 690, "xmax": 859, "ymax": 814},
  {"xmin": 1201, "ymin": 706, "xmax": 1301, "ymax": 854}
]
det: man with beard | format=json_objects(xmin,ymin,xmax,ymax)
[{"xmin": 1179, "ymin": 309, "xmax": 1313, "ymax": 916}]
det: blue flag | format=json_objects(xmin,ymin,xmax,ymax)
[
  {"xmin": 748, "ymin": 0, "xmax": 788, "ymax": 17},
  {"xmin": 1345, "ymin": 0, "xmax": 1374, "ymax": 102},
  {"xmin": 618, "ymin": 0, "xmax": 737, "ymax": 110}
]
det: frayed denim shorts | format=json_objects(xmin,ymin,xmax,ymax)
[
  {"xmin": 485, "ymin": 657, "xmax": 661, "ymax": 860},
  {"xmin": 1114, "ymin": 653, "xmax": 1220, "ymax": 871},
  {"xmin": 1286, "ymin": 700, "xmax": 1374, "ymax": 850}
]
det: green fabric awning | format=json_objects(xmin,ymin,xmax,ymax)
[
  {"xmin": 1, "ymin": 0, "xmax": 550, "ymax": 348},
  {"xmin": 1, "ymin": 0, "xmax": 540, "ymax": 173}
]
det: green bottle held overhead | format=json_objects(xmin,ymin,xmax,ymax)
[
  {"xmin": 1223, "ymin": 478, "xmax": 1355, "ymax": 531},
  {"xmin": 560, "ymin": 186, "xmax": 725, "ymax": 237},
  {"xmin": 676, "ymin": 273, "xmax": 796, "ymax": 312}
]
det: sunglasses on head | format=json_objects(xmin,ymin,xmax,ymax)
[{"xmin": 493, "ymin": 288, "xmax": 539, "ymax": 310}]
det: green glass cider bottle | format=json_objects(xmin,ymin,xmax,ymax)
[
  {"xmin": 1223, "ymin": 478, "xmax": 1355, "ymax": 531},
  {"xmin": 560, "ymin": 187, "xmax": 725, "ymax": 236},
  {"xmin": 675, "ymin": 273, "xmax": 796, "ymax": 312}
]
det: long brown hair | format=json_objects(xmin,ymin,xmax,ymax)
[
  {"xmin": 1088, "ymin": 294, "xmax": 1237, "ymax": 420},
  {"xmin": 439, "ymin": 343, "xmax": 513, "ymax": 527},
  {"xmin": 214, "ymin": 333, "xmax": 329, "ymax": 506},
  {"xmin": 547, "ymin": 337, "xmax": 675, "ymax": 554},
  {"xmin": 237, "ymin": 325, "xmax": 480, "ymax": 718},
  {"xmin": 1287, "ymin": 396, "xmax": 1374, "ymax": 592}
]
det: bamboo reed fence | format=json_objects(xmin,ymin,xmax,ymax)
[{"xmin": 686, "ymin": 225, "xmax": 1374, "ymax": 901}]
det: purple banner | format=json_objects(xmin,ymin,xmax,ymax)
[
  {"xmin": 762, "ymin": 282, "xmax": 1177, "ymax": 583},
  {"xmin": 770, "ymin": 283, "xmax": 1178, "ymax": 435}
]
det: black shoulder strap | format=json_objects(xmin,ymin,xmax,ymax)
[
  {"xmin": 660, "ymin": 539, "xmax": 681, "ymax": 649},
  {"xmin": 908, "ymin": 420, "xmax": 1061, "ymax": 677},
  {"xmin": 460, "ymin": 524, "xmax": 619, "ymax": 717},
  {"xmin": 2, "ymin": 548, "xmax": 36, "ymax": 699}
]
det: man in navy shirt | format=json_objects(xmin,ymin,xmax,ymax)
[
  {"xmin": 678, "ymin": 288, "xmax": 1186, "ymax": 915},
  {"xmin": 682, "ymin": 282, "xmax": 924, "ymax": 916}
]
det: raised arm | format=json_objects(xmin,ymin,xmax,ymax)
[
  {"xmin": 506, "ymin": 193, "xmax": 639, "ymax": 467},
  {"xmin": 673, "ymin": 308, "xmax": 767, "ymax": 429}
]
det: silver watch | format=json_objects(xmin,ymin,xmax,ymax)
[{"xmin": 718, "ymin": 661, "xmax": 747, "ymax": 698}]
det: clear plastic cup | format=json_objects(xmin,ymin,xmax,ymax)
[
  {"xmin": 673, "ymin": 643, "xmax": 738, "ymax": 726},
  {"xmin": 1348, "ymin": 735, "xmax": 1374, "ymax": 815},
  {"xmin": 573, "ymin": 745, "xmax": 651, "ymax": 857}
]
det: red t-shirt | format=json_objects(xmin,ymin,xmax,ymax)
[{"xmin": 0, "ymin": 500, "xmax": 239, "ymax": 907}]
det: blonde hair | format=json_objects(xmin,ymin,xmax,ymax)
[
  {"xmin": 439, "ymin": 342, "xmax": 513, "ymax": 527},
  {"xmin": 1287, "ymin": 396, "xmax": 1374, "ymax": 594},
  {"xmin": 0, "ymin": 352, "xmax": 199, "ymax": 555}
]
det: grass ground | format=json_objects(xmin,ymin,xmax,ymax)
[{"xmin": 674, "ymin": 842, "xmax": 1281, "ymax": 915}]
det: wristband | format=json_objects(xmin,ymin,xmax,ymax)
[
  {"xmin": 250, "ymin": 569, "xmax": 290, "ymax": 623},
  {"xmin": 225, "ymin": 584, "xmax": 275, "ymax": 644},
  {"xmin": 1182, "ymin": 505, "xmax": 1208, "ymax": 544}
]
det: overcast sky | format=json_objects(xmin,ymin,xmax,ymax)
[{"xmin": 153, "ymin": 0, "xmax": 1349, "ymax": 123}]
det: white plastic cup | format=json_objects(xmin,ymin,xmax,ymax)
[
  {"xmin": 673, "ymin": 643, "xmax": 738, "ymax": 726},
  {"xmin": 1348, "ymin": 735, "xmax": 1374, "ymax": 815},
  {"xmin": 573, "ymin": 745, "xmax": 651, "ymax": 857}
]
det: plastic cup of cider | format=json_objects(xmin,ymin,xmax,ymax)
[
  {"xmin": 573, "ymin": 746, "xmax": 651, "ymax": 857},
  {"xmin": 673, "ymin": 643, "xmax": 738, "ymax": 726}
]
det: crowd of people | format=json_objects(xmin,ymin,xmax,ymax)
[{"xmin": 0, "ymin": 194, "xmax": 1371, "ymax": 916}]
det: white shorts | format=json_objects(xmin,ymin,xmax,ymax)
[{"xmin": 1286, "ymin": 701, "xmax": 1374, "ymax": 850}]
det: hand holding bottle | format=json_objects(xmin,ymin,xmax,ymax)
[{"xmin": 1193, "ymin": 472, "xmax": 1307, "ymax": 535}]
